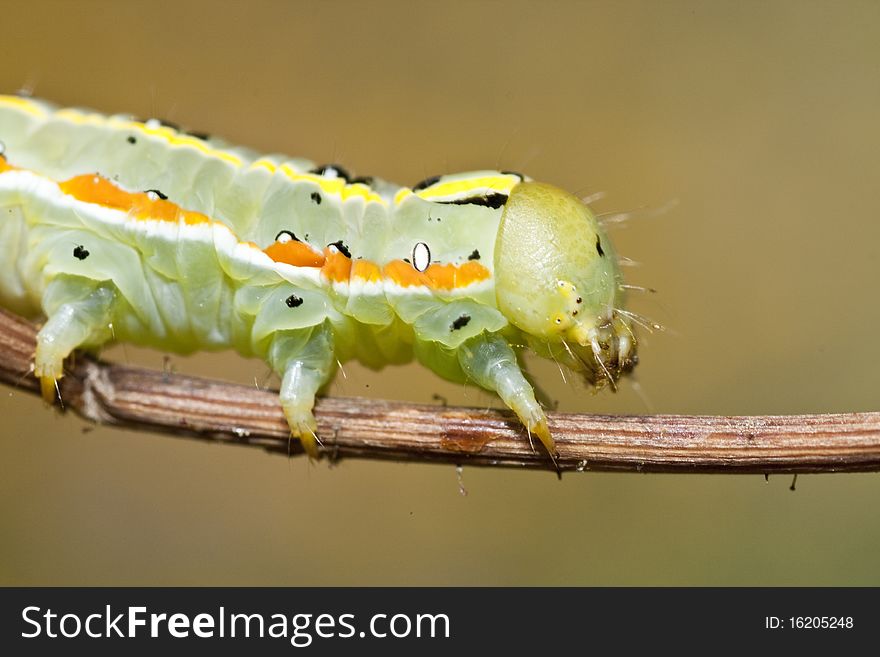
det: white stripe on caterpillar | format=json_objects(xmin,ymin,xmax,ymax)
[{"xmin": 0, "ymin": 95, "xmax": 639, "ymax": 458}]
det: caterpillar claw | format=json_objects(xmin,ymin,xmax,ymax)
[
  {"xmin": 283, "ymin": 407, "xmax": 321, "ymax": 458},
  {"xmin": 529, "ymin": 416, "xmax": 556, "ymax": 458},
  {"xmin": 35, "ymin": 355, "xmax": 63, "ymax": 404},
  {"xmin": 39, "ymin": 375, "xmax": 58, "ymax": 404},
  {"xmin": 516, "ymin": 404, "xmax": 556, "ymax": 459}
]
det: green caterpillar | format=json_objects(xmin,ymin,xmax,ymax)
[{"xmin": 0, "ymin": 95, "xmax": 637, "ymax": 457}]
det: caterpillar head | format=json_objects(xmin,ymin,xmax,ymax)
[{"xmin": 494, "ymin": 181, "xmax": 638, "ymax": 389}]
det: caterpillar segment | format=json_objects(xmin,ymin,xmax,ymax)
[{"xmin": 0, "ymin": 95, "xmax": 638, "ymax": 459}]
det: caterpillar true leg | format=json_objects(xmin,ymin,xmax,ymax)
[
  {"xmin": 457, "ymin": 332, "xmax": 554, "ymax": 456},
  {"xmin": 266, "ymin": 322, "xmax": 337, "ymax": 457},
  {"xmin": 34, "ymin": 278, "xmax": 116, "ymax": 402}
]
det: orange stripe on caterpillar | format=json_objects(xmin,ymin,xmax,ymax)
[
  {"xmin": 263, "ymin": 240, "xmax": 326, "ymax": 268},
  {"xmin": 321, "ymin": 247, "xmax": 353, "ymax": 283},
  {"xmin": 351, "ymin": 260, "xmax": 382, "ymax": 283},
  {"xmin": 11, "ymin": 164, "xmax": 493, "ymax": 292},
  {"xmin": 59, "ymin": 174, "xmax": 211, "ymax": 225},
  {"xmin": 383, "ymin": 259, "xmax": 491, "ymax": 290},
  {"xmin": 425, "ymin": 261, "xmax": 491, "ymax": 290}
]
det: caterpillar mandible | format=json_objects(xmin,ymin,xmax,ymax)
[{"xmin": 0, "ymin": 95, "xmax": 638, "ymax": 458}]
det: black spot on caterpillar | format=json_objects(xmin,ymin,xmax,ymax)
[
  {"xmin": 145, "ymin": 189, "xmax": 168, "ymax": 200},
  {"xmin": 310, "ymin": 191, "xmax": 322, "ymax": 205},
  {"xmin": 413, "ymin": 174, "xmax": 441, "ymax": 191},
  {"xmin": 351, "ymin": 176, "xmax": 374, "ymax": 186},
  {"xmin": 126, "ymin": 135, "xmax": 137, "ymax": 145},
  {"xmin": 595, "ymin": 236, "xmax": 605, "ymax": 257},
  {"xmin": 437, "ymin": 193, "xmax": 508, "ymax": 209},
  {"xmin": 73, "ymin": 245, "xmax": 90, "ymax": 260},
  {"xmin": 154, "ymin": 118, "xmax": 181, "ymax": 132},
  {"xmin": 500, "ymin": 170, "xmax": 524, "ymax": 180},
  {"xmin": 468, "ymin": 249, "xmax": 481, "ymax": 260},
  {"xmin": 327, "ymin": 240, "xmax": 351, "ymax": 258},
  {"xmin": 184, "ymin": 130, "xmax": 211, "ymax": 141},
  {"xmin": 285, "ymin": 294, "xmax": 304, "ymax": 308},
  {"xmin": 136, "ymin": 116, "xmax": 208, "ymax": 140},
  {"xmin": 450, "ymin": 314, "xmax": 471, "ymax": 331},
  {"xmin": 310, "ymin": 164, "xmax": 350, "ymax": 181},
  {"xmin": 275, "ymin": 230, "xmax": 300, "ymax": 243}
]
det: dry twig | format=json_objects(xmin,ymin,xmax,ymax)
[{"xmin": 2, "ymin": 308, "xmax": 880, "ymax": 473}]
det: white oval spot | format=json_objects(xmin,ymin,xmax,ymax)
[
  {"xmin": 275, "ymin": 230, "xmax": 296, "ymax": 244},
  {"xmin": 145, "ymin": 190, "xmax": 161, "ymax": 202},
  {"xmin": 412, "ymin": 242, "xmax": 431, "ymax": 272}
]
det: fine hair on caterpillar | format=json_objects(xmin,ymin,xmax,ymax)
[{"xmin": 0, "ymin": 95, "xmax": 645, "ymax": 460}]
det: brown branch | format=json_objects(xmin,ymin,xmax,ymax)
[{"xmin": 2, "ymin": 307, "xmax": 880, "ymax": 473}]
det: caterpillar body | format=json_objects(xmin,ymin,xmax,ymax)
[{"xmin": 0, "ymin": 95, "xmax": 637, "ymax": 457}]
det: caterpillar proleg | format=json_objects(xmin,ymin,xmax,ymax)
[{"xmin": 0, "ymin": 96, "xmax": 638, "ymax": 457}]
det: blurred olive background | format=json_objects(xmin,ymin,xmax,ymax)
[{"xmin": 1, "ymin": 0, "xmax": 879, "ymax": 585}]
